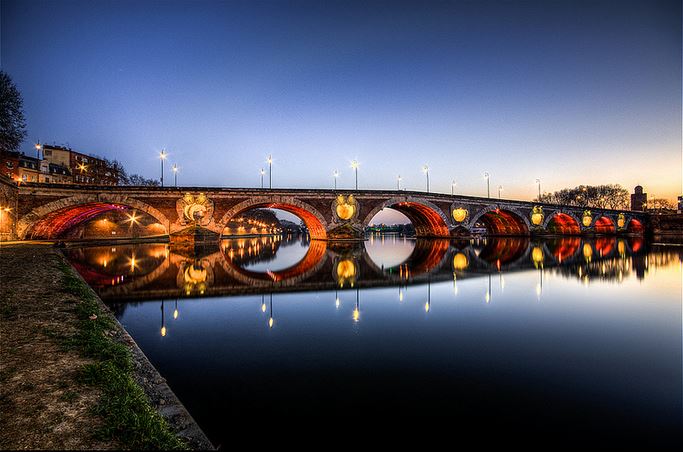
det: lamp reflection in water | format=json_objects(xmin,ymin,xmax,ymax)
[
  {"xmin": 399, "ymin": 286, "xmax": 404, "ymax": 302},
  {"xmin": 335, "ymin": 289, "xmax": 340, "ymax": 309},
  {"xmin": 424, "ymin": 280, "xmax": 431, "ymax": 313},
  {"xmin": 352, "ymin": 288, "xmax": 360, "ymax": 322},
  {"xmin": 532, "ymin": 246, "xmax": 544, "ymax": 300},
  {"xmin": 160, "ymin": 299, "xmax": 166, "ymax": 337},
  {"xmin": 268, "ymin": 293, "xmax": 274, "ymax": 328},
  {"xmin": 261, "ymin": 294, "xmax": 266, "ymax": 313},
  {"xmin": 485, "ymin": 274, "xmax": 492, "ymax": 303},
  {"xmin": 536, "ymin": 269, "xmax": 544, "ymax": 301},
  {"xmin": 173, "ymin": 298, "xmax": 179, "ymax": 320}
]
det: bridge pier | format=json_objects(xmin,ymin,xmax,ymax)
[{"xmin": 169, "ymin": 225, "xmax": 220, "ymax": 254}]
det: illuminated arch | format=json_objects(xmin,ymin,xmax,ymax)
[
  {"xmin": 217, "ymin": 196, "xmax": 328, "ymax": 240},
  {"xmin": 626, "ymin": 218, "xmax": 645, "ymax": 234},
  {"xmin": 543, "ymin": 211, "xmax": 581, "ymax": 235},
  {"xmin": 362, "ymin": 198, "xmax": 450, "ymax": 237},
  {"xmin": 18, "ymin": 194, "xmax": 170, "ymax": 239},
  {"xmin": 593, "ymin": 216, "xmax": 615, "ymax": 234},
  {"xmin": 469, "ymin": 206, "xmax": 530, "ymax": 236}
]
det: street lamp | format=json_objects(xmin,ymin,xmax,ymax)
[
  {"xmin": 159, "ymin": 150, "xmax": 167, "ymax": 186},
  {"xmin": 397, "ymin": 175, "xmax": 402, "ymax": 191},
  {"xmin": 333, "ymin": 170, "xmax": 339, "ymax": 190},
  {"xmin": 422, "ymin": 164, "xmax": 429, "ymax": 193},
  {"xmin": 535, "ymin": 178, "xmax": 541, "ymax": 200},
  {"xmin": 350, "ymin": 160, "xmax": 359, "ymax": 190},
  {"xmin": 172, "ymin": 164, "xmax": 178, "ymax": 187},
  {"xmin": 484, "ymin": 172, "xmax": 490, "ymax": 198},
  {"xmin": 35, "ymin": 142, "xmax": 42, "ymax": 159},
  {"xmin": 498, "ymin": 185, "xmax": 503, "ymax": 199},
  {"xmin": 260, "ymin": 168, "xmax": 265, "ymax": 189},
  {"xmin": 267, "ymin": 155, "xmax": 273, "ymax": 189},
  {"xmin": 451, "ymin": 180, "xmax": 456, "ymax": 196}
]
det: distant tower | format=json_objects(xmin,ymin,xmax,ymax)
[{"xmin": 631, "ymin": 185, "xmax": 647, "ymax": 211}]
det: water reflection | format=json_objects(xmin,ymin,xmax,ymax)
[
  {"xmin": 63, "ymin": 234, "xmax": 682, "ymax": 447},
  {"xmin": 62, "ymin": 235, "xmax": 674, "ymax": 303}
]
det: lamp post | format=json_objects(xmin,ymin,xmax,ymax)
[
  {"xmin": 172, "ymin": 164, "xmax": 178, "ymax": 187},
  {"xmin": 397, "ymin": 175, "xmax": 402, "ymax": 191},
  {"xmin": 159, "ymin": 150, "xmax": 167, "ymax": 187},
  {"xmin": 351, "ymin": 160, "xmax": 359, "ymax": 190},
  {"xmin": 35, "ymin": 142, "xmax": 42, "ymax": 159},
  {"xmin": 484, "ymin": 172, "xmax": 490, "ymax": 198},
  {"xmin": 451, "ymin": 180, "xmax": 456, "ymax": 196},
  {"xmin": 498, "ymin": 185, "xmax": 503, "ymax": 199},
  {"xmin": 260, "ymin": 168, "xmax": 265, "ymax": 189},
  {"xmin": 536, "ymin": 178, "xmax": 541, "ymax": 200},
  {"xmin": 267, "ymin": 155, "xmax": 272, "ymax": 189},
  {"xmin": 333, "ymin": 170, "xmax": 339, "ymax": 190},
  {"xmin": 422, "ymin": 165, "xmax": 429, "ymax": 193}
]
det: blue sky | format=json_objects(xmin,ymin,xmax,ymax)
[{"xmin": 2, "ymin": 0, "xmax": 681, "ymax": 205}]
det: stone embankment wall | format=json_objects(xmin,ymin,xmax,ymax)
[
  {"xmin": 0, "ymin": 176, "xmax": 18, "ymax": 240},
  {"xmin": 650, "ymin": 213, "xmax": 683, "ymax": 236}
]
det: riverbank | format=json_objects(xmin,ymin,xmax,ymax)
[{"xmin": 0, "ymin": 244, "xmax": 212, "ymax": 450}]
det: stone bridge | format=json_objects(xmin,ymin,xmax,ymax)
[{"xmin": 1, "ymin": 180, "xmax": 649, "ymax": 241}]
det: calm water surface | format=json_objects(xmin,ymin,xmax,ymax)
[{"xmin": 64, "ymin": 234, "xmax": 682, "ymax": 447}]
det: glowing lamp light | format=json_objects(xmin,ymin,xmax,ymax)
[
  {"xmin": 173, "ymin": 309, "xmax": 178, "ymax": 320},
  {"xmin": 617, "ymin": 213, "xmax": 626, "ymax": 229},
  {"xmin": 160, "ymin": 326, "xmax": 167, "ymax": 337},
  {"xmin": 531, "ymin": 206, "xmax": 544, "ymax": 226},
  {"xmin": 424, "ymin": 301, "xmax": 430, "ymax": 312},
  {"xmin": 452, "ymin": 208, "xmax": 468, "ymax": 223},
  {"xmin": 583, "ymin": 243, "xmax": 593, "ymax": 261},
  {"xmin": 268, "ymin": 317, "xmax": 274, "ymax": 328},
  {"xmin": 531, "ymin": 246, "xmax": 544, "ymax": 266},
  {"xmin": 618, "ymin": 240, "xmax": 626, "ymax": 257},
  {"xmin": 452, "ymin": 253, "xmax": 469, "ymax": 271},
  {"xmin": 352, "ymin": 308, "xmax": 360, "ymax": 322}
]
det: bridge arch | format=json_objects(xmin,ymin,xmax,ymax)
[
  {"xmin": 468, "ymin": 205, "xmax": 530, "ymax": 236},
  {"xmin": 18, "ymin": 194, "xmax": 170, "ymax": 240},
  {"xmin": 362, "ymin": 197, "xmax": 450, "ymax": 237},
  {"xmin": 593, "ymin": 215, "xmax": 616, "ymax": 234},
  {"xmin": 626, "ymin": 217, "xmax": 645, "ymax": 234},
  {"xmin": 217, "ymin": 196, "xmax": 329, "ymax": 240},
  {"xmin": 543, "ymin": 211, "xmax": 582, "ymax": 234}
]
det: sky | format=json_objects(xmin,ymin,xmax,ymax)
[{"xmin": 1, "ymin": 0, "xmax": 681, "ymax": 215}]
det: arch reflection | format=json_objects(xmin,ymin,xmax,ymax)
[{"xmin": 62, "ymin": 234, "xmax": 672, "ymax": 306}]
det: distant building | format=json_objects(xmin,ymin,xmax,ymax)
[
  {"xmin": 678, "ymin": 195, "xmax": 682, "ymax": 213},
  {"xmin": 0, "ymin": 151, "xmax": 43, "ymax": 183},
  {"xmin": 631, "ymin": 185, "xmax": 647, "ymax": 211},
  {"xmin": 42, "ymin": 144, "xmax": 119, "ymax": 185},
  {"xmin": 1, "ymin": 144, "xmax": 119, "ymax": 185}
]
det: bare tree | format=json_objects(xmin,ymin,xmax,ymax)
[{"xmin": 536, "ymin": 184, "xmax": 629, "ymax": 209}]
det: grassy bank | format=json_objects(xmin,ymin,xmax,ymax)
[{"xmin": 55, "ymin": 259, "xmax": 187, "ymax": 450}]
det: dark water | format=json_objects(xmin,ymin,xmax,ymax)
[{"xmin": 64, "ymin": 234, "xmax": 682, "ymax": 447}]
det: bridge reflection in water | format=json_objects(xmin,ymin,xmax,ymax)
[
  {"xmin": 61, "ymin": 234, "xmax": 683, "ymax": 448},
  {"xmin": 63, "ymin": 233, "xmax": 656, "ymax": 304}
]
